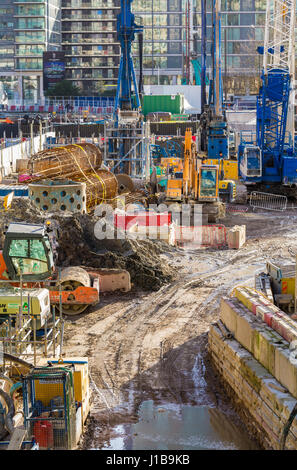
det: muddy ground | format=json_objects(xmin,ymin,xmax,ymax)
[{"xmin": 58, "ymin": 205, "xmax": 297, "ymax": 450}]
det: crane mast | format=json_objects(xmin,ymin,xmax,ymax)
[
  {"xmin": 263, "ymin": 0, "xmax": 295, "ymax": 145},
  {"xmin": 114, "ymin": 0, "xmax": 143, "ymax": 114}
]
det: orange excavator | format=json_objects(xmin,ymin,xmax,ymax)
[
  {"xmin": 165, "ymin": 128, "xmax": 224, "ymax": 223},
  {"xmin": 0, "ymin": 222, "xmax": 131, "ymax": 315}
]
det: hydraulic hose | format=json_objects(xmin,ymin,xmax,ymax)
[
  {"xmin": 280, "ymin": 402, "xmax": 297, "ymax": 450},
  {"xmin": 138, "ymin": 32, "xmax": 143, "ymax": 98}
]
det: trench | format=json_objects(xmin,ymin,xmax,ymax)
[{"xmin": 90, "ymin": 351, "xmax": 259, "ymax": 450}]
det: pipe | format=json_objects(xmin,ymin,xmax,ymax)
[
  {"xmin": 10, "ymin": 382, "xmax": 22, "ymax": 398},
  {"xmin": 0, "ymin": 374, "xmax": 14, "ymax": 390},
  {"xmin": 0, "ymin": 389, "xmax": 15, "ymax": 435},
  {"xmin": 4, "ymin": 352, "xmax": 34, "ymax": 370}
]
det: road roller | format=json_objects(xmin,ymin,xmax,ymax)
[{"xmin": 0, "ymin": 222, "xmax": 131, "ymax": 315}]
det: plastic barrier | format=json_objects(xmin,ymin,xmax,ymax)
[
  {"xmin": 175, "ymin": 224, "xmax": 227, "ymax": 248},
  {"xmin": 114, "ymin": 210, "xmax": 172, "ymax": 230}
]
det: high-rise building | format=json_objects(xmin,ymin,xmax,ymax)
[
  {"xmin": 132, "ymin": 0, "xmax": 185, "ymax": 86},
  {"xmin": 0, "ymin": 0, "xmax": 61, "ymax": 103},
  {"xmin": 131, "ymin": 0, "xmax": 266, "ymax": 95},
  {"xmin": 61, "ymin": 0, "xmax": 120, "ymax": 96},
  {"xmin": 193, "ymin": 0, "xmax": 266, "ymax": 95}
]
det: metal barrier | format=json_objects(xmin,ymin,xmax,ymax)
[
  {"xmin": 175, "ymin": 224, "xmax": 227, "ymax": 248},
  {"xmin": 249, "ymin": 191, "xmax": 287, "ymax": 211},
  {"xmin": 226, "ymin": 204, "xmax": 249, "ymax": 213}
]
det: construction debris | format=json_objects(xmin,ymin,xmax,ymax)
[{"xmin": 0, "ymin": 199, "xmax": 174, "ymax": 291}]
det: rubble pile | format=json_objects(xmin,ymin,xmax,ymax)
[{"xmin": 0, "ymin": 199, "xmax": 174, "ymax": 290}]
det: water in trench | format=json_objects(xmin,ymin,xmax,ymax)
[
  {"xmin": 96, "ymin": 352, "xmax": 259, "ymax": 450},
  {"xmin": 100, "ymin": 401, "xmax": 259, "ymax": 450}
]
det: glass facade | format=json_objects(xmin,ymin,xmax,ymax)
[
  {"xmin": 0, "ymin": 0, "xmax": 61, "ymax": 101},
  {"xmin": 61, "ymin": 0, "xmax": 120, "ymax": 94},
  {"xmin": 132, "ymin": 0, "xmax": 184, "ymax": 85},
  {"xmin": 131, "ymin": 0, "xmax": 267, "ymax": 91}
]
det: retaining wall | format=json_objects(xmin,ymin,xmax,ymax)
[{"xmin": 208, "ymin": 291, "xmax": 297, "ymax": 450}]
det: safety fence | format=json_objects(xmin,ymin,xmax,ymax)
[
  {"xmin": 249, "ymin": 191, "xmax": 287, "ymax": 211},
  {"xmin": 5, "ymin": 104, "xmax": 114, "ymax": 115},
  {"xmin": 175, "ymin": 224, "xmax": 227, "ymax": 248}
]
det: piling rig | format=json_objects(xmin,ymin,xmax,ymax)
[{"xmin": 238, "ymin": 0, "xmax": 297, "ymax": 197}]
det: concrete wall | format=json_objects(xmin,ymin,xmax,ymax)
[
  {"xmin": 209, "ymin": 324, "xmax": 297, "ymax": 450},
  {"xmin": 208, "ymin": 289, "xmax": 297, "ymax": 450},
  {"xmin": 0, "ymin": 132, "xmax": 54, "ymax": 178}
]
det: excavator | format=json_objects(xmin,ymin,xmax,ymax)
[
  {"xmin": 0, "ymin": 221, "xmax": 131, "ymax": 317},
  {"xmin": 164, "ymin": 128, "xmax": 229, "ymax": 223}
]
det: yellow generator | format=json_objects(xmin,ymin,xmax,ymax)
[{"xmin": 0, "ymin": 287, "xmax": 51, "ymax": 329}]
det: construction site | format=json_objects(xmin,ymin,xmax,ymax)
[{"xmin": 0, "ymin": 0, "xmax": 297, "ymax": 453}]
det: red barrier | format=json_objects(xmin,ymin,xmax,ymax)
[{"xmin": 114, "ymin": 211, "xmax": 172, "ymax": 230}]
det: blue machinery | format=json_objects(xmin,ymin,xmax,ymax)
[
  {"xmin": 106, "ymin": 0, "xmax": 150, "ymax": 178},
  {"xmin": 114, "ymin": 0, "xmax": 142, "ymax": 113},
  {"xmin": 238, "ymin": 0, "xmax": 297, "ymax": 193},
  {"xmin": 199, "ymin": 0, "xmax": 229, "ymax": 160}
]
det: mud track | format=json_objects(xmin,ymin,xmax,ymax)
[{"xmin": 61, "ymin": 207, "xmax": 297, "ymax": 449}]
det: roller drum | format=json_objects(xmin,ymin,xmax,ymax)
[{"xmin": 58, "ymin": 266, "xmax": 91, "ymax": 315}]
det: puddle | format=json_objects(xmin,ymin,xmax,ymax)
[{"xmin": 100, "ymin": 401, "xmax": 259, "ymax": 450}]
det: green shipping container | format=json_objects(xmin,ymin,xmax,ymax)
[{"xmin": 142, "ymin": 94, "xmax": 184, "ymax": 116}]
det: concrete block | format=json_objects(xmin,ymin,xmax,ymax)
[
  {"xmin": 227, "ymin": 225, "xmax": 246, "ymax": 249},
  {"xmin": 220, "ymin": 298, "xmax": 237, "ymax": 333},
  {"xmin": 274, "ymin": 347, "xmax": 297, "ymax": 399},
  {"xmin": 239, "ymin": 357, "xmax": 271, "ymax": 394},
  {"xmin": 235, "ymin": 312, "xmax": 254, "ymax": 352}
]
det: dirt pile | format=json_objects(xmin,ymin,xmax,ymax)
[
  {"xmin": 54, "ymin": 213, "xmax": 175, "ymax": 290},
  {"xmin": 0, "ymin": 199, "xmax": 175, "ymax": 290}
]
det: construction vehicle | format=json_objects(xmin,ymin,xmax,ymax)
[
  {"xmin": 238, "ymin": 0, "xmax": 297, "ymax": 197},
  {"xmin": 164, "ymin": 128, "xmax": 225, "ymax": 223},
  {"xmin": 255, "ymin": 259, "xmax": 295, "ymax": 314},
  {"xmin": 0, "ymin": 222, "xmax": 131, "ymax": 316},
  {"xmin": 198, "ymin": 0, "xmax": 229, "ymax": 161}
]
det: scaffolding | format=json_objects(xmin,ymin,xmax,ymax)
[
  {"xmin": 103, "ymin": 119, "xmax": 151, "ymax": 180},
  {"xmin": 0, "ymin": 279, "xmax": 64, "ymax": 370}
]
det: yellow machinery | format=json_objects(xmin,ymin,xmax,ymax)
[
  {"xmin": 23, "ymin": 357, "xmax": 90, "ymax": 450},
  {"xmin": 205, "ymin": 158, "xmax": 238, "ymax": 180},
  {"xmin": 165, "ymin": 128, "xmax": 225, "ymax": 222},
  {"xmin": 255, "ymin": 260, "xmax": 295, "ymax": 313}
]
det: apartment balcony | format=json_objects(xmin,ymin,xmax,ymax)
[
  {"xmin": 62, "ymin": 15, "xmax": 116, "ymax": 20},
  {"xmin": 62, "ymin": 27, "xmax": 116, "ymax": 33},
  {"xmin": 62, "ymin": 39, "xmax": 118, "ymax": 45},
  {"xmin": 62, "ymin": 2, "xmax": 120, "ymax": 9},
  {"xmin": 63, "ymin": 50, "xmax": 120, "ymax": 57}
]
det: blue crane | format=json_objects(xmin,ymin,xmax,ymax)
[
  {"xmin": 199, "ymin": 0, "xmax": 229, "ymax": 160},
  {"xmin": 114, "ymin": 0, "xmax": 143, "ymax": 114},
  {"xmin": 238, "ymin": 0, "xmax": 297, "ymax": 195}
]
